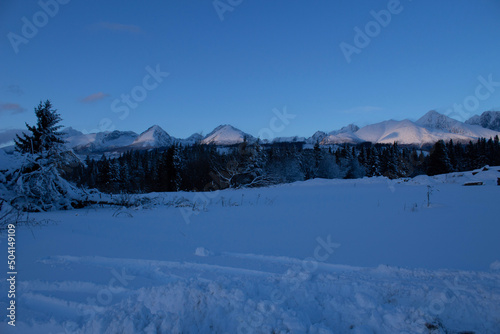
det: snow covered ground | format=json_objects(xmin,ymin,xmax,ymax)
[{"xmin": 1, "ymin": 167, "xmax": 499, "ymax": 333}]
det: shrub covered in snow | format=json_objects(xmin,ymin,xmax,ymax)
[
  {"xmin": 4, "ymin": 150, "xmax": 88, "ymax": 211},
  {"xmin": 0, "ymin": 100, "xmax": 91, "ymax": 211}
]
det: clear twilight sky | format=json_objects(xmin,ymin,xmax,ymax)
[{"xmin": 1, "ymin": 0, "xmax": 500, "ymax": 143}]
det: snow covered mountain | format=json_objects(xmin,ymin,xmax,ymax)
[
  {"xmin": 7, "ymin": 111, "xmax": 499, "ymax": 155},
  {"xmin": 179, "ymin": 133, "xmax": 204, "ymax": 146},
  {"xmin": 355, "ymin": 119, "xmax": 459, "ymax": 145},
  {"xmin": 416, "ymin": 110, "xmax": 499, "ymax": 138},
  {"xmin": 273, "ymin": 136, "xmax": 306, "ymax": 144},
  {"xmin": 98, "ymin": 130, "xmax": 139, "ymax": 148},
  {"xmin": 62, "ymin": 127, "xmax": 95, "ymax": 149},
  {"xmin": 62, "ymin": 126, "xmax": 173, "ymax": 152},
  {"xmin": 321, "ymin": 124, "xmax": 362, "ymax": 145},
  {"xmin": 466, "ymin": 111, "xmax": 500, "ymax": 131},
  {"xmin": 130, "ymin": 125, "xmax": 173, "ymax": 148},
  {"xmin": 305, "ymin": 131, "xmax": 327, "ymax": 145},
  {"xmin": 317, "ymin": 111, "xmax": 500, "ymax": 146},
  {"xmin": 201, "ymin": 125, "xmax": 255, "ymax": 145},
  {"xmin": 66, "ymin": 129, "xmax": 139, "ymax": 152}
]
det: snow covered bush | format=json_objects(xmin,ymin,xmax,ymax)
[
  {"xmin": 5, "ymin": 150, "xmax": 88, "ymax": 211},
  {"xmin": 0, "ymin": 100, "xmax": 90, "ymax": 212}
]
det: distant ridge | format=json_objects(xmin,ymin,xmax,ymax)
[{"xmin": 24, "ymin": 110, "xmax": 500, "ymax": 154}]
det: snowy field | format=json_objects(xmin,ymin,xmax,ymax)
[{"xmin": 1, "ymin": 168, "xmax": 500, "ymax": 333}]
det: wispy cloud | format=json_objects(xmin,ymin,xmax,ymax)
[
  {"xmin": 90, "ymin": 21, "xmax": 142, "ymax": 34},
  {"xmin": 0, "ymin": 103, "xmax": 26, "ymax": 115},
  {"xmin": 341, "ymin": 106, "xmax": 384, "ymax": 114},
  {"xmin": 0, "ymin": 128, "xmax": 25, "ymax": 147},
  {"xmin": 5, "ymin": 85, "xmax": 23, "ymax": 96},
  {"xmin": 81, "ymin": 92, "xmax": 109, "ymax": 103}
]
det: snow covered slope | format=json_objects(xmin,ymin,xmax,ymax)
[
  {"xmin": 356, "ymin": 119, "xmax": 425, "ymax": 144},
  {"xmin": 65, "ymin": 129, "xmax": 138, "ymax": 152},
  {"xmin": 1, "ymin": 168, "xmax": 499, "ymax": 333},
  {"xmin": 315, "ymin": 112, "xmax": 499, "ymax": 146},
  {"xmin": 64, "ymin": 125, "xmax": 174, "ymax": 152},
  {"xmin": 417, "ymin": 110, "xmax": 500, "ymax": 138},
  {"xmin": 129, "ymin": 125, "xmax": 173, "ymax": 148},
  {"xmin": 179, "ymin": 133, "xmax": 203, "ymax": 146},
  {"xmin": 201, "ymin": 124, "xmax": 254, "ymax": 145},
  {"xmin": 273, "ymin": 135, "xmax": 306, "ymax": 143},
  {"xmin": 354, "ymin": 118, "xmax": 496, "ymax": 146},
  {"xmin": 274, "ymin": 111, "xmax": 499, "ymax": 146},
  {"xmin": 305, "ymin": 131, "xmax": 327, "ymax": 144},
  {"xmin": 466, "ymin": 110, "xmax": 500, "ymax": 131},
  {"xmin": 321, "ymin": 124, "xmax": 363, "ymax": 145},
  {"xmin": 62, "ymin": 127, "xmax": 96, "ymax": 149},
  {"xmin": 97, "ymin": 130, "xmax": 138, "ymax": 149}
]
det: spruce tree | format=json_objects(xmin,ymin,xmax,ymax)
[
  {"xmin": 5, "ymin": 100, "xmax": 89, "ymax": 211},
  {"xmin": 14, "ymin": 100, "xmax": 65, "ymax": 154},
  {"xmin": 367, "ymin": 148, "xmax": 381, "ymax": 177},
  {"xmin": 165, "ymin": 146, "xmax": 178, "ymax": 191},
  {"xmin": 427, "ymin": 140, "xmax": 452, "ymax": 176}
]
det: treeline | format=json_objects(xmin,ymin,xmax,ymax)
[
  {"xmin": 427, "ymin": 137, "xmax": 500, "ymax": 175},
  {"xmin": 68, "ymin": 136, "xmax": 500, "ymax": 194}
]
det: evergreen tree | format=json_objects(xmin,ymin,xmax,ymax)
[
  {"xmin": 427, "ymin": 140, "xmax": 452, "ymax": 176},
  {"xmin": 313, "ymin": 142, "xmax": 322, "ymax": 171},
  {"xmin": 109, "ymin": 160, "xmax": 121, "ymax": 193},
  {"xmin": 446, "ymin": 140, "xmax": 457, "ymax": 171},
  {"xmin": 317, "ymin": 151, "xmax": 341, "ymax": 179},
  {"xmin": 172, "ymin": 145, "xmax": 183, "ymax": 191},
  {"xmin": 5, "ymin": 101, "xmax": 87, "ymax": 211},
  {"xmin": 381, "ymin": 146, "xmax": 398, "ymax": 179},
  {"xmin": 165, "ymin": 146, "xmax": 179, "ymax": 191},
  {"xmin": 494, "ymin": 136, "xmax": 500, "ymax": 166},
  {"xmin": 97, "ymin": 155, "xmax": 111, "ymax": 192},
  {"xmin": 14, "ymin": 100, "xmax": 65, "ymax": 154},
  {"xmin": 367, "ymin": 147, "xmax": 381, "ymax": 177}
]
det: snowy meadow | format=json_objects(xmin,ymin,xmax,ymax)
[{"xmin": 1, "ymin": 167, "xmax": 499, "ymax": 333}]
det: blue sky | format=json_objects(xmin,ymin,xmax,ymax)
[{"xmin": 1, "ymin": 0, "xmax": 500, "ymax": 142}]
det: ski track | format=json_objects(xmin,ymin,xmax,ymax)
[{"xmin": 1, "ymin": 252, "xmax": 498, "ymax": 333}]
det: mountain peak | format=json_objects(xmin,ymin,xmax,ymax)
[
  {"xmin": 62, "ymin": 127, "xmax": 84, "ymax": 137},
  {"xmin": 213, "ymin": 124, "xmax": 238, "ymax": 132},
  {"xmin": 415, "ymin": 110, "xmax": 500, "ymax": 138},
  {"xmin": 144, "ymin": 124, "xmax": 164, "ymax": 133},
  {"xmin": 339, "ymin": 124, "xmax": 360, "ymax": 133},
  {"xmin": 466, "ymin": 111, "xmax": 500, "ymax": 131},
  {"xmin": 421, "ymin": 109, "xmax": 441, "ymax": 118},
  {"xmin": 416, "ymin": 110, "xmax": 462, "ymax": 132},
  {"xmin": 201, "ymin": 124, "xmax": 254, "ymax": 145},
  {"xmin": 131, "ymin": 125, "xmax": 172, "ymax": 148},
  {"xmin": 416, "ymin": 110, "xmax": 448, "ymax": 125}
]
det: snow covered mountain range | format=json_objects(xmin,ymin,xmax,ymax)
[
  {"xmin": 465, "ymin": 110, "xmax": 500, "ymax": 131},
  {"xmin": 55, "ymin": 110, "xmax": 500, "ymax": 153}
]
